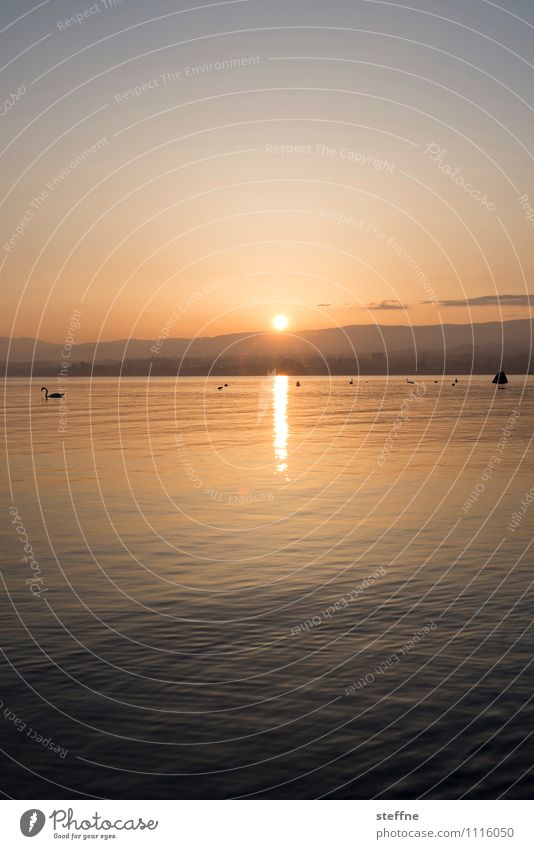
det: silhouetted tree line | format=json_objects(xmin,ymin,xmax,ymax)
[{"xmin": 3, "ymin": 348, "xmax": 533, "ymax": 377}]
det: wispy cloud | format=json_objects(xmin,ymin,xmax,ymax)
[
  {"xmin": 316, "ymin": 300, "xmax": 407, "ymax": 311},
  {"xmin": 367, "ymin": 300, "xmax": 407, "ymax": 310},
  {"xmin": 318, "ymin": 293, "xmax": 534, "ymax": 312},
  {"xmin": 316, "ymin": 302, "xmax": 352, "ymax": 308},
  {"xmin": 428, "ymin": 294, "xmax": 534, "ymax": 307}
]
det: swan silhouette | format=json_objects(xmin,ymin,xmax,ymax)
[{"xmin": 41, "ymin": 386, "xmax": 64, "ymax": 399}]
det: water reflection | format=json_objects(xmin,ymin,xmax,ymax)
[{"xmin": 273, "ymin": 374, "xmax": 289, "ymax": 479}]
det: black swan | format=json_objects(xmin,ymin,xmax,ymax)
[{"xmin": 41, "ymin": 387, "xmax": 64, "ymax": 399}]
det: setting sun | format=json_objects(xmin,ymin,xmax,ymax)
[{"xmin": 272, "ymin": 314, "xmax": 289, "ymax": 331}]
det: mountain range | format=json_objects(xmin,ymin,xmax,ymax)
[{"xmin": 1, "ymin": 319, "xmax": 532, "ymax": 365}]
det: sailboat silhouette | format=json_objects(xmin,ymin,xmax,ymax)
[{"xmin": 492, "ymin": 371, "xmax": 508, "ymax": 385}]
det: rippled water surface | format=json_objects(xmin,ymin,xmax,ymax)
[{"xmin": 1, "ymin": 376, "xmax": 533, "ymax": 798}]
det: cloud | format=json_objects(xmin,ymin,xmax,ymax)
[
  {"xmin": 367, "ymin": 300, "xmax": 408, "ymax": 310},
  {"xmin": 316, "ymin": 300, "xmax": 407, "ymax": 311},
  {"xmin": 428, "ymin": 294, "xmax": 534, "ymax": 308},
  {"xmin": 319, "ymin": 293, "xmax": 534, "ymax": 312},
  {"xmin": 316, "ymin": 301, "xmax": 354, "ymax": 309}
]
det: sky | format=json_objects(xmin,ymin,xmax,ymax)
[{"xmin": 1, "ymin": 0, "xmax": 534, "ymax": 344}]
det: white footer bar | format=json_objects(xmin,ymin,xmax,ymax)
[{"xmin": 2, "ymin": 799, "xmax": 531, "ymax": 848}]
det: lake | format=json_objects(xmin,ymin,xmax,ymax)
[{"xmin": 1, "ymin": 375, "xmax": 533, "ymax": 798}]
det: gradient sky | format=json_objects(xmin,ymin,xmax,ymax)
[{"xmin": 1, "ymin": 0, "xmax": 534, "ymax": 343}]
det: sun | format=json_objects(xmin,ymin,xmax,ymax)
[{"xmin": 272, "ymin": 314, "xmax": 289, "ymax": 331}]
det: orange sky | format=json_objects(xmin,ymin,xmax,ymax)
[{"xmin": 2, "ymin": 0, "xmax": 534, "ymax": 343}]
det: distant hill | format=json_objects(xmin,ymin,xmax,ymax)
[{"xmin": 1, "ymin": 319, "xmax": 533, "ymax": 365}]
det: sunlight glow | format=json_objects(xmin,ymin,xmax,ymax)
[
  {"xmin": 272, "ymin": 314, "xmax": 289, "ymax": 331},
  {"xmin": 273, "ymin": 374, "xmax": 289, "ymax": 479}
]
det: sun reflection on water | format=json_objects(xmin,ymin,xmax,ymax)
[{"xmin": 273, "ymin": 374, "xmax": 289, "ymax": 479}]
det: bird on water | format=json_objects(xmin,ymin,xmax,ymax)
[{"xmin": 41, "ymin": 387, "xmax": 64, "ymax": 399}]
